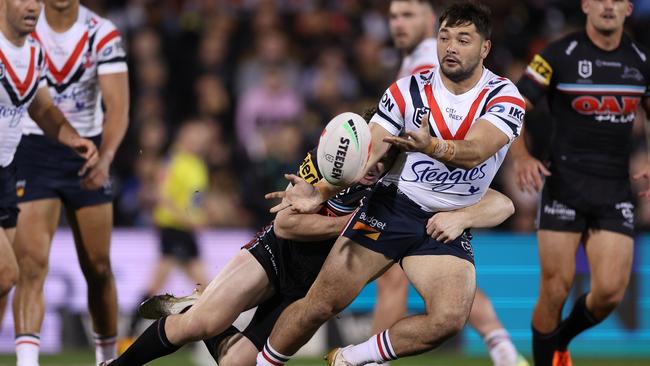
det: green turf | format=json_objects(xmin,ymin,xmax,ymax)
[{"xmin": 0, "ymin": 351, "xmax": 648, "ymax": 366}]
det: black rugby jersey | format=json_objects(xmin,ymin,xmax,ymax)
[{"xmin": 517, "ymin": 31, "xmax": 650, "ymax": 178}]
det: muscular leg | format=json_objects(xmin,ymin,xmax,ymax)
[
  {"xmin": 217, "ymin": 333, "xmax": 259, "ymax": 366},
  {"xmin": 261, "ymin": 237, "xmax": 393, "ymax": 361},
  {"xmin": 531, "ymin": 230, "xmax": 581, "ymax": 366},
  {"xmin": 555, "ymin": 230, "xmax": 633, "ymax": 351},
  {"xmin": 0, "ymin": 227, "xmax": 18, "ymax": 329},
  {"xmin": 12, "ymin": 199, "xmax": 60, "ymax": 333},
  {"xmin": 111, "ymin": 250, "xmax": 274, "ymax": 366},
  {"xmin": 470, "ymin": 288, "xmax": 522, "ymax": 366},
  {"xmin": 12, "ymin": 199, "xmax": 61, "ymax": 366},
  {"xmin": 371, "ymin": 265, "xmax": 408, "ymax": 333},
  {"xmin": 387, "ymin": 255, "xmax": 476, "ymax": 356}
]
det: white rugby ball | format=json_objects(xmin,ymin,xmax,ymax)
[{"xmin": 317, "ymin": 112, "xmax": 372, "ymax": 186}]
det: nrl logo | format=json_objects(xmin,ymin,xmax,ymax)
[
  {"xmin": 413, "ymin": 106, "xmax": 430, "ymax": 128},
  {"xmin": 578, "ymin": 60, "xmax": 592, "ymax": 78}
]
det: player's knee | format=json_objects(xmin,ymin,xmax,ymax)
[
  {"xmin": 422, "ymin": 309, "xmax": 467, "ymax": 345},
  {"xmin": 81, "ymin": 256, "xmax": 114, "ymax": 283},
  {"xmin": 540, "ymin": 273, "xmax": 571, "ymax": 303},
  {"xmin": 305, "ymin": 297, "xmax": 342, "ymax": 324},
  {"xmin": 16, "ymin": 254, "xmax": 48, "ymax": 283},
  {"xmin": 591, "ymin": 287, "xmax": 625, "ymax": 314},
  {"xmin": 0, "ymin": 264, "xmax": 18, "ymax": 295}
]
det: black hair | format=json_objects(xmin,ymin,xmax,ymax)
[
  {"xmin": 439, "ymin": 1, "xmax": 492, "ymax": 40},
  {"xmin": 390, "ymin": 0, "xmax": 435, "ymax": 8}
]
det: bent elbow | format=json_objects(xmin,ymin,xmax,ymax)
[{"xmin": 504, "ymin": 199, "xmax": 515, "ymax": 218}]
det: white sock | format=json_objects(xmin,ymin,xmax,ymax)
[
  {"xmin": 485, "ymin": 328, "xmax": 518, "ymax": 366},
  {"xmin": 257, "ymin": 339, "xmax": 291, "ymax": 366},
  {"xmin": 341, "ymin": 330, "xmax": 397, "ymax": 365},
  {"xmin": 94, "ymin": 334, "xmax": 117, "ymax": 365},
  {"xmin": 15, "ymin": 334, "xmax": 40, "ymax": 366}
]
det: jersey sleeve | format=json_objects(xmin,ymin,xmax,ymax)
[
  {"xmin": 94, "ymin": 20, "xmax": 127, "ymax": 75},
  {"xmin": 516, "ymin": 43, "xmax": 560, "ymax": 105},
  {"xmin": 370, "ymin": 81, "xmax": 407, "ymax": 135},
  {"xmin": 480, "ymin": 82, "xmax": 526, "ymax": 143},
  {"xmin": 296, "ymin": 148, "xmax": 323, "ymax": 185}
]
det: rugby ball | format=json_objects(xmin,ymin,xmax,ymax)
[{"xmin": 317, "ymin": 112, "xmax": 371, "ymax": 186}]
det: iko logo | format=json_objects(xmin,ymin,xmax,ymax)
[{"xmin": 508, "ymin": 106, "xmax": 524, "ymax": 122}]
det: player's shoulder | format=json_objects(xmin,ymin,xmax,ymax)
[
  {"xmin": 541, "ymin": 31, "xmax": 586, "ymax": 58},
  {"xmin": 482, "ymin": 69, "xmax": 520, "ymax": 94},
  {"xmin": 622, "ymin": 33, "xmax": 649, "ymax": 65},
  {"xmin": 80, "ymin": 5, "xmax": 119, "ymax": 36}
]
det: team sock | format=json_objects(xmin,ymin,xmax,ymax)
[
  {"xmin": 484, "ymin": 328, "xmax": 518, "ymax": 366},
  {"xmin": 257, "ymin": 339, "xmax": 291, "ymax": 366},
  {"xmin": 341, "ymin": 330, "xmax": 398, "ymax": 365},
  {"xmin": 557, "ymin": 293, "xmax": 601, "ymax": 351},
  {"xmin": 110, "ymin": 317, "xmax": 180, "ymax": 366},
  {"xmin": 15, "ymin": 333, "xmax": 40, "ymax": 366},
  {"xmin": 532, "ymin": 325, "xmax": 560, "ymax": 366},
  {"xmin": 203, "ymin": 325, "xmax": 240, "ymax": 362},
  {"xmin": 127, "ymin": 293, "xmax": 151, "ymax": 337},
  {"xmin": 94, "ymin": 333, "xmax": 117, "ymax": 365}
]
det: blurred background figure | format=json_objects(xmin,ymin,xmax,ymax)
[{"xmin": 121, "ymin": 118, "xmax": 213, "ymax": 352}]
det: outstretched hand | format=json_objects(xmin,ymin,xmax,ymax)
[
  {"xmin": 382, "ymin": 111, "xmax": 433, "ymax": 153},
  {"xmin": 265, "ymin": 174, "xmax": 324, "ymax": 214}
]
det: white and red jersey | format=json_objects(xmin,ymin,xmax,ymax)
[
  {"xmin": 397, "ymin": 38, "xmax": 439, "ymax": 79},
  {"xmin": 22, "ymin": 5, "xmax": 127, "ymax": 137},
  {"xmin": 372, "ymin": 67, "xmax": 525, "ymax": 211},
  {"xmin": 0, "ymin": 32, "xmax": 47, "ymax": 167}
]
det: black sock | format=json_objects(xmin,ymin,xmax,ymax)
[
  {"xmin": 532, "ymin": 325, "xmax": 561, "ymax": 366},
  {"xmin": 203, "ymin": 325, "xmax": 241, "ymax": 362},
  {"xmin": 111, "ymin": 317, "xmax": 180, "ymax": 366},
  {"xmin": 128, "ymin": 294, "xmax": 151, "ymax": 337},
  {"xmin": 558, "ymin": 293, "xmax": 601, "ymax": 350}
]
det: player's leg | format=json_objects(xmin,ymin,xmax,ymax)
[
  {"xmin": 371, "ymin": 264, "xmax": 408, "ymax": 329},
  {"xmin": 12, "ymin": 199, "xmax": 61, "ymax": 366},
  {"xmin": 531, "ymin": 230, "xmax": 581, "ymax": 366},
  {"xmin": 65, "ymin": 203, "xmax": 118, "ymax": 362},
  {"xmin": 257, "ymin": 236, "xmax": 394, "ymax": 366},
  {"xmin": 336, "ymin": 255, "xmax": 475, "ymax": 366},
  {"xmin": 110, "ymin": 249, "xmax": 274, "ymax": 366},
  {"xmin": 469, "ymin": 288, "xmax": 527, "ymax": 366},
  {"xmin": 556, "ymin": 230, "xmax": 633, "ymax": 351},
  {"xmin": 0, "ymin": 227, "xmax": 18, "ymax": 329},
  {"xmin": 180, "ymin": 258, "xmax": 209, "ymax": 291}
]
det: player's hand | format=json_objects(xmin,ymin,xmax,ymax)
[
  {"xmin": 81, "ymin": 156, "xmax": 110, "ymax": 190},
  {"xmin": 426, "ymin": 211, "xmax": 469, "ymax": 243},
  {"xmin": 383, "ymin": 111, "xmax": 433, "ymax": 153},
  {"xmin": 512, "ymin": 153, "xmax": 550, "ymax": 194},
  {"xmin": 265, "ymin": 174, "xmax": 323, "ymax": 214},
  {"xmin": 72, "ymin": 138, "xmax": 99, "ymax": 176},
  {"xmin": 633, "ymin": 162, "xmax": 650, "ymax": 200}
]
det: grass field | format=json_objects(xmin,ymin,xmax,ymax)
[{"xmin": 1, "ymin": 351, "xmax": 649, "ymax": 366}]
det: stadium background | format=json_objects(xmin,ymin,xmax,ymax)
[{"xmin": 1, "ymin": 0, "xmax": 650, "ymax": 365}]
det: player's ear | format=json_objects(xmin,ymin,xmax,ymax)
[
  {"xmin": 626, "ymin": 1, "xmax": 633, "ymax": 17},
  {"xmin": 581, "ymin": 0, "xmax": 589, "ymax": 15},
  {"xmin": 480, "ymin": 39, "xmax": 491, "ymax": 60}
]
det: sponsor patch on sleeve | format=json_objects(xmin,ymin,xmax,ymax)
[{"xmin": 526, "ymin": 54, "xmax": 553, "ymax": 87}]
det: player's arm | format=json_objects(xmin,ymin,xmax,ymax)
[
  {"xmin": 427, "ymin": 188, "xmax": 514, "ymax": 243},
  {"xmin": 274, "ymin": 208, "xmax": 352, "ymax": 241},
  {"xmin": 632, "ymin": 96, "xmax": 650, "ymax": 199},
  {"xmin": 82, "ymin": 71, "xmax": 129, "ymax": 189},
  {"xmin": 27, "ymin": 87, "xmax": 99, "ymax": 174}
]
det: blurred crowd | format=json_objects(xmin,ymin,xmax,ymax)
[{"xmin": 77, "ymin": 0, "xmax": 650, "ymax": 231}]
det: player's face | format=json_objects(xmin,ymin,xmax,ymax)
[
  {"xmin": 3, "ymin": 0, "xmax": 42, "ymax": 35},
  {"xmin": 582, "ymin": 0, "xmax": 632, "ymax": 34},
  {"xmin": 389, "ymin": 1, "xmax": 435, "ymax": 52},
  {"xmin": 437, "ymin": 21, "xmax": 490, "ymax": 83},
  {"xmin": 44, "ymin": 0, "xmax": 77, "ymax": 11}
]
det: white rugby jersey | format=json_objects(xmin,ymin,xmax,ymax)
[
  {"xmin": 22, "ymin": 5, "xmax": 127, "ymax": 137},
  {"xmin": 372, "ymin": 67, "xmax": 525, "ymax": 211},
  {"xmin": 0, "ymin": 32, "xmax": 47, "ymax": 167},
  {"xmin": 397, "ymin": 38, "xmax": 439, "ymax": 79}
]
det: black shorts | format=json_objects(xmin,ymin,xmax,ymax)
[
  {"xmin": 241, "ymin": 294, "xmax": 292, "ymax": 350},
  {"xmin": 538, "ymin": 169, "xmax": 634, "ymax": 237},
  {"xmin": 342, "ymin": 183, "xmax": 475, "ymax": 265},
  {"xmin": 15, "ymin": 134, "xmax": 113, "ymax": 209},
  {"xmin": 0, "ymin": 163, "xmax": 19, "ymax": 229},
  {"xmin": 159, "ymin": 227, "xmax": 200, "ymax": 262},
  {"xmin": 243, "ymin": 224, "xmax": 332, "ymax": 302}
]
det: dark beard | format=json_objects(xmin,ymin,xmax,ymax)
[{"xmin": 441, "ymin": 61, "xmax": 479, "ymax": 83}]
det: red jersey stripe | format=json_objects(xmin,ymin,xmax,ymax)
[
  {"xmin": 425, "ymin": 84, "xmax": 490, "ymax": 140},
  {"xmin": 96, "ymin": 30, "xmax": 120, "ymax": 53},
  {"xmin": 454, "ymin": 87, "xmax": 490, "ymax": 140},
  {"xmin": 485, "ymin": 96, "xmax": 526, "ymax": 111},
  {"xmin": 0, "ymin": 47, "xmax": 36, "ymax": 96},
  {"xmin": 44, "ymin": 31, "xmax": 89, "ymax": 84},
  {"xmin": 388, "ymin": 82, "xmax": 406, "ymax": 119}
]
